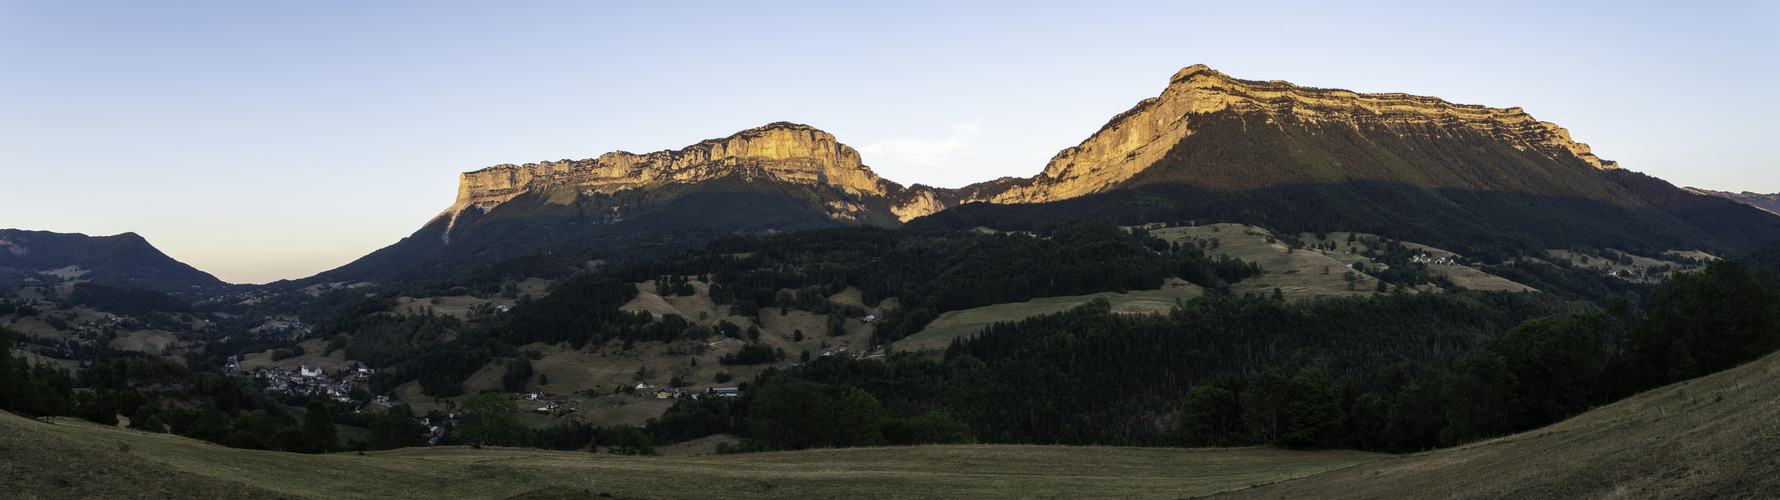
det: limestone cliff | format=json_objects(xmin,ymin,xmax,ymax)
[
  {"xmin": 982, "ymin": 64, "xmax": 1618, "ymax": 204},
  {"xmin": 438, "ymin": 122, "xmax": 953, "ymax": 234},
  {"xmin": 435, "ymin": 65, "xmax": 1625, "ymax": 231}
]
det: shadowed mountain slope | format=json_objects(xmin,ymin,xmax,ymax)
[
  {"xmin": 0, "ymin": 229, "xmax": 227, "ymax": 295},
  {"xmin": 1688, "ymin": 188, "xmax": 1780, "ymax": 216}
]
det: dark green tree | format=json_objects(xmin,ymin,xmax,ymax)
[
  {"xmin": 301, "ymin": 400, "xmax": 339, "ymax": 454},
  {"xmin": 606, "ymin": 424, "xmax": 656, "ymax": 455},
  {"xmin": 1173, "ymin": 384, "xmax": 1243, "ymax": 447},
  {"xmin": 457, "ymin": 392, "xmax": 535, "ymax": 447},
  {"xmin": 1280, "ymin": 368, "xmax": 1340, "ymax": 448},
  {"xmin": 745, "ymin": 378, "xmax": 837, "ymax": 450},
  {"xmin": 368, "ymin": 408, "xmax": 429, "ymax": 450},
  {"xmin": 836, "ymin": 387, "xmax": 886, "ymax": 447}
]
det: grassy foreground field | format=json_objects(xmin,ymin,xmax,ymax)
[{"xmin": 0, "ymin": 411, "xmax": 1378, "ymax": 499}]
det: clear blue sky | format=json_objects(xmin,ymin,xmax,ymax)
[{"xmin": 3, "ymin": 1, "xmax": 1775, "ymax": 284}]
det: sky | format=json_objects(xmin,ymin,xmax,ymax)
[{"xmin": 2, "ymin": 1, "xmax": 1776, "ymax": 284}]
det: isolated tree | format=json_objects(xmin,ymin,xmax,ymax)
[{"xmin": 826, "ymin": 314, "xmax": 846, "ymax": 337}]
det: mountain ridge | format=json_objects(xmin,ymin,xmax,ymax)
[
  {"xmin": 437, "ymin": 65, "xmax": 1628, "ymax": 225},
  {"xmin": 323, "ymin": 64, "xmax": 1780, "ymax": 286},
  {"xmin": 1685, "ymin": 187, "xmax": 1780, "ymax": 216}
]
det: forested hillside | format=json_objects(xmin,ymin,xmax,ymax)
[{"xmin": 648, "ymin": 258, "xmax": 1777, "ymax": 454}]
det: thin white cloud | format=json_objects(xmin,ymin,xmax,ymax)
[{"xmin": 859, "ymin": 121, "xmax": 981, "ymax": 167}]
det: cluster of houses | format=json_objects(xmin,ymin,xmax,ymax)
[
  {"xmin": 524, "ymin": 389, "xmax": 578, "ymax": 415},
  {"xmin": 1410, "ymin": 253, "xmax": 1461, "ymax": 266},
  {"xmin": 659, "ymin": 386, "xmax": 741, "ymax": 400},
  {"xmin": 619, "ymin": 383, "xmax": 740, "ymax": 400},
  {"xmin": 248, "ymin": 363, "xmax": 374, "ymax": 403}
]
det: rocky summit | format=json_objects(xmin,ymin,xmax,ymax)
[
  {"xmin": 979, "ymin": 64, "xmax": 1618, "ymax": 204},
  {"xmin": 441, "ymin": 122, "xmax": 944, "ymax": 233}
]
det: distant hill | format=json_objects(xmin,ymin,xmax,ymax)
[
  {"xmin": 0, "ymin": 229, "xmax": 226, "ymax": 295},
  {"xmin": 1686, "ymin": 187, "xmax": 1780, "ymax": 215}
]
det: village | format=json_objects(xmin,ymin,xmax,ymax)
[{"xmin": 237, "ymin": 358, "xmax": 374, "ymax": 404}]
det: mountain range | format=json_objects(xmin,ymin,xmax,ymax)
[
  {"xmin": 310, "ymin": 64, "xmax": 1780, "ymax": 285},
  {"xmin": 12, "ymin": 65, "xmax": 1780, "ymax": 292}
]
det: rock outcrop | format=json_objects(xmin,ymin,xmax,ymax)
[
  {"xmin": 984, "ymin": 64, "xmax": 1618, "ymax": 204},
  {"xmin": 439, "ymin": 122, "xmax": 958, "ymax": 231},
  {"xmin": 436, "ymin": 65, "xmax": 1624, "ymax": 226},
  {"xmin": 449, "ymin": 123, "xmax": 873, "ymax": 212}
]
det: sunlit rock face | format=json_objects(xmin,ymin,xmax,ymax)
[
  {"xmin": 439, "ymin": 65, "xmax": 1620, "ymax": 225},
  {"xmin": 450, "ymin": 123, "xmax": 882, "ymax": 213},
  {"xmin": 437, "ymin": 122, "xmax": 959, "ymax": 228},
  {"xmin": 984, "ymin": 64, "xmax": 1617, "ymax": 204}
]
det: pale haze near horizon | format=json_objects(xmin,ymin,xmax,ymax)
[{"xmin": 2, "ymin": 1, "xmax": 1775, "ymax": 284}]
